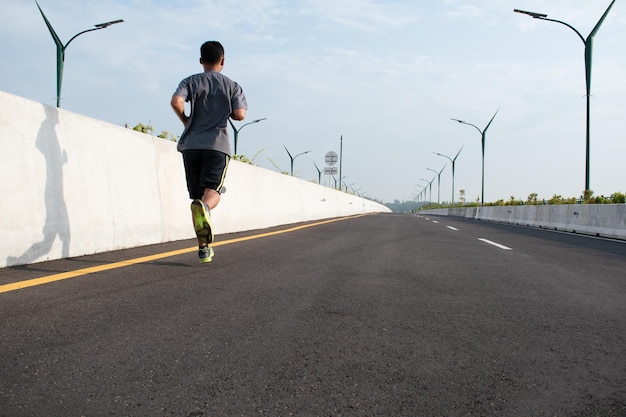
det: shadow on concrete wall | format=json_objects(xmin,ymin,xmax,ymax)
[{"xmin": 6, "ymin": 105, "xmax": 70, "ymax": 266}]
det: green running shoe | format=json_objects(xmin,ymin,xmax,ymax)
[
  {"xmin": 198, "ymin": 246, "xmax": 214, "ymax": 264},
  {"xmin": 191, "ymin": 200, "xmax": 213, "ymax": 245}
]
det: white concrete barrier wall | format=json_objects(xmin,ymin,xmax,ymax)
[
  {"xmin": 421, "ymin": 204, "xmax": 626, "ymax": 240},
  {"xmin": 0, "ymin": 91, "xmax": 389, "ymax": 268}
]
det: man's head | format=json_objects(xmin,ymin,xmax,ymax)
[{"xmin": 200, "ymin": 41, "xmax": 225, "ymax": 70}]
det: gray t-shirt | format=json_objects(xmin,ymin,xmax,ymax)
[{"xmin": 174, "ymin": 70, "xmax": 247, "ymax": 155}]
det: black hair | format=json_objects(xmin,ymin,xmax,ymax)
[{"xmin": 200, "ymin": 41, "xmax": 225, "ymax": 65}]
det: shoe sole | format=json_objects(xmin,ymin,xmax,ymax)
[
  {"xmin": 199, "ymin": 247, "xmax": 214, "ymax": 264},
  {"xmin": 191, "ymin": 200, "xmax": 214, "ymax": 244}
]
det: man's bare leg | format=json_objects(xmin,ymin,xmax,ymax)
[
  {"xmin": 196, "ymin": 188, "xmax": 220, "ymax": 247},
  {"xmin": 202, "ymin": 188, "xmax": 221, "ymax": 211}
]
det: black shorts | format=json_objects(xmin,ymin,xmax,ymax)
[{"xmin": 182, "ymin": 150, "xmax": 230, "ymax": 199}]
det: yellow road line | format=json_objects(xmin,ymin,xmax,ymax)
[{"xmin": 0, "ymin": 215, "xmax": 366, "ymax": 294}]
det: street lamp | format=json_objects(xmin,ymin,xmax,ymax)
[
  {"xmin": 415, "ymin": 185, "xmax": 426, "ymax": 207},
  {"xmin": 427, "ymin": 166, "xmax": 446, "ymax": 206},
  {"xmin": 339, "ymin": 135, "xmax": 344, "ymax": 192},
  {"xmin": 434, "ymin": 147, "xmax": 463, "ymax": 205},
  {"xmin": 451, "ymin": 109, "xmax": 498, "ymax": 205},
  {"xmin": 514, "ymin": 1, "xmax": 616, "ymax": 193},
  {"xmin": 36, "ymin": 1, "xmax": 123, "ymax": 107},
  {"xmin": 410, "ymin": 194, "xmax": 418, "ymax": 211},
  {"xmin": 313, "ymin": 162, "xmax": 322, "ymax": 184},
  {"xmin": 412, "ymin": 190, "xmax": 419, "ymax": 207},
  {"xmin": 229, "ymin": 118, "xmax": 267, "ymax": 155},
  {"xmin": 420, "ymin": 178, "xmax": 433, "ymax": 203},
  {"xmin": 418, "ymin": 186, "xmax": 426, "ymax": 202},
  {"xmin": 283, "ymin": 145, "xmax": 312, "ymax": 176}
]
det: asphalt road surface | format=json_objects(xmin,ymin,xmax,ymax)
[{"xmin": 1, "ymin": 213, "xmax": 625, "ymax": 417}]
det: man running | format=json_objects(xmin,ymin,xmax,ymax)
[{"xmin": 171, "ymin": 41, "xmax": 248, "ymax": 263}]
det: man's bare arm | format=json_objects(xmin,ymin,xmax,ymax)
[
  {"xmin": 170, "ymin": 95, "xmax": 189, "ymax": 126},
  {"xmin": 231, "ymin": 108, "xmax": 246, "ymax": 121}
]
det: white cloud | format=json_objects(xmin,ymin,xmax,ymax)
[
  {"xmin": 1, "ymin": 0, "xmax": 625, "ymax": 202},
  {"xmin": 299, "ymin": 0, "xmax": 419, "ymax": 31}
]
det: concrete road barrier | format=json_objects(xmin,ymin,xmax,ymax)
[
  {"xmin": 0, "ymin": 91, "xmax": 389, "ymax": 268},
  {"xmin": 422, "ymin": 204, "xmax": 626, "ymax": 240}
]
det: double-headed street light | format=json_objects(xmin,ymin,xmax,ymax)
[
  {"xmin": 434, "ymin": 146, "xmax": 463, "ymax": 205},
  {"xmin": 36, "ymin": 1, "xmax": 123, "ymax": 107},
  {"xmin": 229, "ymin": 118, "xmax": 267, "ymax": 155},
  {"xmin": 427, "ymin": 166, "xmax": 446, "ymax": 206},
  {"xmin": 283, "ymin": 145, "xmax": 312, "ymax": 176},
  {"xmin": 514, "ymin": 1, "xmax": 616, "ymax": 193},
  {"xmin": 451, "ymin": 110, "xmax": 498, "ymax": 206}
]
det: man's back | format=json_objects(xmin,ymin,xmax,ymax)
[{"xmin": 174, "ymin": 70, "xmax": 246, "ymax": 155}]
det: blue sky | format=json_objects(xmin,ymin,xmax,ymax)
[{"xmin": 1, "ymin": 0, "xmax": 625, "ymax": 204}]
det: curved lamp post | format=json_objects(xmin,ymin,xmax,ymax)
[
  {"xmin": 313, "ymin": 162, "xmax": 322, "ymax": 184},
  {"xmin": 284, "ymin": 145, "xmax": 312, "ymax": 176},
  {"xmin": 420, "ymin": 178, "xmax": 433, "ymax": 203},
  {"xmin": 427, "ymin": 166, "xmax": 446, "ymax": 206},
  {"xmin": 451, "ymin": 109, "xmax": 498, "ymax": 205},
  {"xmin": 412, "ymin": 190, "xmax": 419, "ymax": 208},
  {"xmin": 434, "ymin": 147, "xmax": 463, "ymax": 205},
  {"xmin": 413, "ymin": 190, "xmax": 420, "ymax": 207},
  {"xmin": 229, "ymin": 118, "xmax": 267, "ymax": 155},
  {"xmin": 514, "ymin": 1, "xmax": 616, "ymax": 193},
  {"xmin": 36, "ymin": 1, "xmax": 123, "ymax": 107},
  {"xmin": 415, "ymin": 185, "xmax": 426, "ymax": 207}
]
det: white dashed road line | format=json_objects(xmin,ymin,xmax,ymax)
[
  {"xmin": 478, "ymin": 238, "xmax": 513, "ymax": 251},
  {"xmin": 418, "ymin": 217, "xmax": 512, "ymax": 250}
]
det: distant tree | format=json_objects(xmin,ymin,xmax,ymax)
[
  {"xmin": 232, "ymin": 154, "xmax": 253, "ymax": 164},
  {"xmin": 157, "ymin": 130, "xmax": 178, "ymax": 142},
  {"xmin": 582, "ymin": 189, "xmax": 595, "ymax": 204},
  {"xmin": 526, "ymin": 193, "xmax": 538, "ymax": 205},
  {"xmin": 549, "ymin": 194, "xmax": 563, "ymax": 205},
  {"xmin": 611, "ymin": 192, "xmax": 626, "ymax": 204},
  {"xmin": 127, "ymin": 122, "xmax": 178, "ymax": 141},
  {"xmin": 438, "ymin": 189, "xmax": 624, "ymax": 207},
  {"xmin": 268, "ymin": 158, "xmax": 288, "ymax": 175},
  {"xmin": 233, "ymin": 149, "xmax": 265, "ymax": 166},
  {"xmin": 131, "ymin": 122, "xmax": 153, "ymax": 134},
  {"xmin": 506, "ymin": 196, "xmax": 522, "ymax": 206}
]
